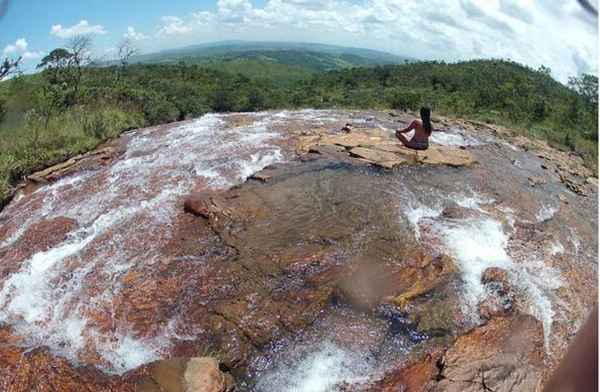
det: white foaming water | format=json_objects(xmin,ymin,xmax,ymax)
[
  {"xmin": 400, "ymin": 189, "xmax": 562, "ymax": 348},
  {"xmin": 238, "ymin": 151, "xmax": 283, "ymax": 182},
  {"xmin": 513, "ymin": 259, "xmax": 562, "ymax": 348},
  {"xmin": 272, "ymin": 109, "xmax": 340, "ymax": 125},
  {"xmin": 569, "ymin": 228, "xmax": 581, "ymax": 255},
  {"xmin": 0, "ymin": 111, "xmax": 336, "ymax": 374},
  {"xmin": 436, "ymin": 218, "xmax": 513, "ymax": 315},
  {"xmin": 0, "ymin": 189, "xmax": 176, "ymax": 371},
  {"xmin": 452, "ymin": 192, "xmax": 494, "ymax": 211},
  {"xmin": 255, "ymin": 342, "xmax": 373, "ymax": 392},
  {"xmin": 536, "ymin": 204, "xmax": 558, "ymax": 222},
  {"xmin": 95, "ymin": 332, "xmax": 165, "ymax": 374},
  {"xmin": 430, "ymin": 130, "xmax": 480, "ymax": 147},
  {"xmin": 550, "ymin": 241, "xmax": 565, "ymax": 256},
  {"xmin": 0, "ymin": 172, "xmax": 93, "ymax": 249},
  {"xmin": 404, "ymin": 204, "xmax": 442, "ymax": 240}
]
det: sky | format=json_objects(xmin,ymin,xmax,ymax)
[{"xmin": 0, "ymin": 0, "xmax": 598, "ymax": 83}]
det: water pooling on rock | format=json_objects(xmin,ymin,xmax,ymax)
[
  {"xmin": 0, "ymin": 110, "xmax": 343, "ymax": 373},
  {"xmin": 0, "ymin": 110, "xmax": 596, "ymax": 391}
]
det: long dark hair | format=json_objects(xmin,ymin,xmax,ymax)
[{"xmin": 420, "ymin": 106, "xmax": 432, "ymax": 135}]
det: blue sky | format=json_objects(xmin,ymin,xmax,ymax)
[{"xmin": 1, "ymin": 0, "xmax": 598, "ymax": 83}]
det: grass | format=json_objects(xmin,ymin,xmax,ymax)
[
  {"xmin": 465, "ymin": 110, "xmax": 598, "ymax": 174},
  {"xmin": 0, "ymin": 106, "xmax": 144, "ymax": 208}
]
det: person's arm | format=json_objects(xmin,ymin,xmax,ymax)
[
  {"xmin": 543, "ymin": 306, "xmax": 598, "ymax": 392},
  {"xmin": 396, "ymin": 120, "xmax": 416, "ymax": 134}
]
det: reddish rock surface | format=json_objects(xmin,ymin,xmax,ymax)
[
  {"xmin": 0, "ymin": 216, "xmax": 78, "ymax": 277},
  {"xmin": 0, "ymin": 110, "xmax": 596, "ymax": 391},
  {"xmin": 362, "ymin": 350, "xmax": 443, "ymax": 392},
  {"xmin": 0, "ymin": 327, "xmax": 138, "ymax": 392},
  {"xmin": 427, "ymin": 314, "xmax": 545, "ymax": 392},
  {"xmin": 136, "ymin": 357, "xmax": 234, "ymax": 392}
]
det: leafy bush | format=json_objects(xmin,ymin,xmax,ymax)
[
  {"xmin": 143, "ymin": 97, "xmax": 180, "ymax": 124},
  {"xmin": 81, "ymin": 111, "xmax": 107, "ymax": 138},
  {"xmin": 0, "ymin": 98, "xmax": 5, "ymax": 123},
  {"xmin": 389, "ymin": 89, "xmax": 422, "ymax": 111}
]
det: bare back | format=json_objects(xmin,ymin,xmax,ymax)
[{"xmin": 410, "ymin": 119, "xmax": 430, "ymax": 143}]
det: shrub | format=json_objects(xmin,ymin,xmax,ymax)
[
  {"xmin": 389, "ymin": 90, "xmax": 421, "ymax": 111},
  {"xmin": 143, "ymin": 98, "xmax": 180, "ymax": 125},
  {"xmin": 0, "ymin": 98, "xmax": 5, "ymax": 123},
  {"xmin": 81, "ymin": 111, "xmax": 107, "ymax": 139}
]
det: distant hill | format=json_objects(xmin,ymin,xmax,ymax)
[{"xmin": 129, "ymin": 41, "xmax": 412, "ymax": 73}]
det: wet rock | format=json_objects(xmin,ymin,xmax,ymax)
[
  {"xmin": 479, "ymin": 267, "xmax": 514, "ymax": 320},
  {"xmin": 559, "ymin": 173, "xmax": 589, "ymax": 196},
  {"xmin": 416, "ymin": 146, "xmax": 477, "ymax": 167},
  {"xmin": 184, "ymin": 194, "xmax": 213, "ymax": 218},
  {"xmin": 136, "ymin": 357, "xmax": 234, "ymax": 392},
  {"xmin": 207, "ymin": 315, "xmax": 257, "ymax": 369},
  {"xmin": 0, "ymin": 216, "xmax": 78, "ymax": 274},
  {"xmin": 295, "ymin": 135, "xmax": 320, "ymax": 155},
  {"xmin": 318, "ymin": 131, "xmax": 388, "ymax": 149},
  {"xmin": 335, "ymin": 253, "xmax": 457, "ymax": 312},
  {"xmin": 426, "ymin": 314, "xmax": 545, "ymax": 392},
  {"xmin": 369, "ymin": 142, "xmax": 416, "ymax": 155},
  {"xmin": 309, "ymin": 144, "xmax": 347, "ymax": 154},
  {"xmin": 0, "ymin": 340, "xmax": 135, "ymax": 392},
  {"xmin": 307, "ymin": 144, "xmax": 353, "ymax": 162},
  {"xmin": 249, "ymin": 172, "xmax": 270, "ymax": 182},
  {"xmin": 213, "ymin": 299, "xmax": 286, "ymax": 346},
  {"xmin": 478, "ymin": 296, "xmax": 512, "ymax": 320},
  {"xmin": 27, "ymin": 146, "xmax": 121, "ymax": 183},
  {"xmin": 349, "ymin": 147, "xmax": 409, "ymax": 169},
  {"xmin": 303, "ymin": 128, "xmax": 476, "ymax": 169},
  {"xmin": 409, "ymin": 293, "xmax": 461, "ymax": 339},
  {"xmin": 387, "ymin": 255, "xmax": 457, "ymax": 309},
  {"xmin": 441, "ymin": 205, "xmax": 475, "ymax": 220},
  {"xmin": 362, "ymin": 350, "xmax": 444, "ymax": 392},
  {"xmin": 557, "ymin": 193, "xmax": 568, "ymax": 204},
  {"xmin": 1, "ymin": 110, "xmax": 596, "ymax": 390},
  {"xmin": 528, "ymin": 176, "xmax": 546, "ymax": 187},
  {"xmin": 183, "ymin": 193, "xmax": 230, "ymax": 220},
  {"xmin": 481, "ymin": 267, "xmax": 510, "ymax": 294}
]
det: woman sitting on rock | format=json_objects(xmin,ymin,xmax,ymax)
[{"xmin": 395, "ymin": 106, "xmax": 433, "ymax": 150}]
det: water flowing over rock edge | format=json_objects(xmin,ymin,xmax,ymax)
[{"xmin": 0, "ymin": 113, "xmax": 596, "ymax": 392}]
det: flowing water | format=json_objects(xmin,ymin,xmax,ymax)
[
  {"xmin": 0, "ymin": 110, "xmax": 342, "ymax": 373},
  {"xmin": 0, "ymin": 110, "xmax": 597, "ymax": 390}
]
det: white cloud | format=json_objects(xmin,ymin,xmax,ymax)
[
  {"xmin": 3, "ymin": 37, "xmax": 26, "ymax": 55},
  {"xmin": 15, "ymin": 38, "xmax": 28, "ymax": 52},
  {"xmin": 157, "ymin": 16, "xmax": 193, "ymax": 36},
  {"xmin": 3, "ymin": 44, "xmax": 16, "ymax": 54},
  {"xmin": 22, "ymin": 50, "xmax": 44, "ymax": 60},
  {"xmin": 50, "ymin": 20, "xmax": 107, "ymax": 39},
  {"xmin": 124, "ymin": 26, "xmax": 148, "ymax": 41},
  {"xmin": 2, "ymin": 37, "xmax": 44, "ymax": 60},
  {"xmin": 147, "ymin": 0, "xmax": 597, "ymax": 83},
  {"xmin": 499, "ymin": 0, "xmax": 533, "ymax": 23}
]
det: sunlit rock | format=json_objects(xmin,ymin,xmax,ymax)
[{"xmin": 136, "ymin": 357, "xmax": 234, "ymax": 392}]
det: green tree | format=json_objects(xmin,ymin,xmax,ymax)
[
  {"xmin": 36, "ymin": 35, "xmax": 93, "ymax": 105},
  {"xmin": 568, "ymin": 73, "xmax": 598, "ymax": 107},
  {"xmin": 0, "ymin": 56, "xmax": 21, "ymax": 80},
  {"xmin": 33, "ymin": 82, "xmax": 66, "ymax": 130},
  {"xmin": 0, "ymin": 97, "xmax": 5, "ymax": 123},
  {"xmin": 246, "ymin": 88, "xmax": 266, "ymax": 111},
  {"xmin": 37, "ymin": 48, "xmax": 74, "ymax": 84},
  {"xmin": 211, "ymin": 87, "xmax": 235, "ymax": 112}
]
